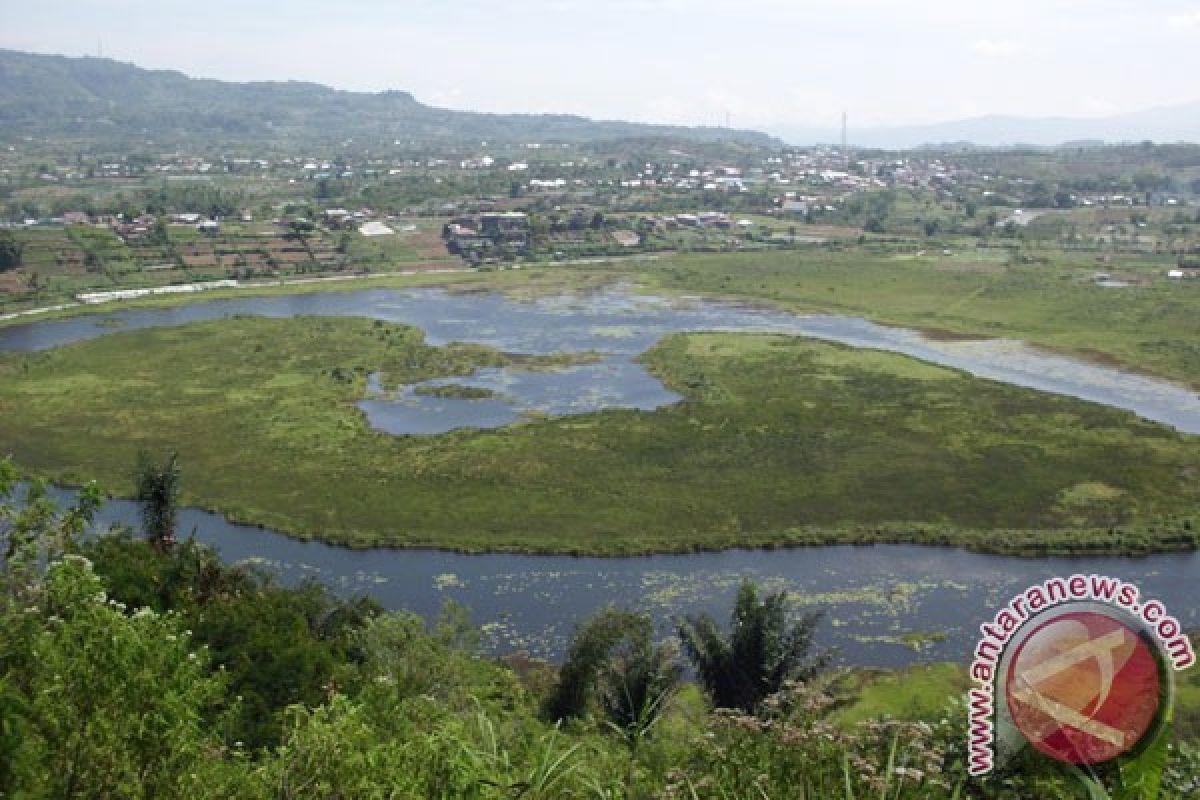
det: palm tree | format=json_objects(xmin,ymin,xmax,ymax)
[
  {"xmin": 545, "ymin": 608, "xmax": 642, "ymax": 723},
  {"xmin": 597, "ymin": 634, "xmax": 680, "ymax": 766},
  {"xmin": 678, "ymin": 580, "xmax": 828, "ymax": 713},
  {"xmin": 545, "ymin": 608, "xmax": 680, "ymax": 791},
  {"xmin": 134, "ymin": 451, "xmax": 181, "ymax": 551}
]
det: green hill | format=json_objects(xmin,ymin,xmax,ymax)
[{"xmin": 0, "ymin": 49, "xmax": 779, "ymax": 147}]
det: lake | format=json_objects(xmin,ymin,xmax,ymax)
[
  {"xmin": 2, "ymin": 286, "xmax": 1198, "ymax": 434},
  {"xmin": 4, "ymin": 285, "xmax": 1199, "ymax": 667}
]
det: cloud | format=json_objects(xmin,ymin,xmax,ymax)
[
  {"xmin": 972, "ymin": 39, "xmax": 1026, "ymax": 57},
  {"xmin": 1167, "ymin": 10, "xmax": 1200, "ymax": 29}
]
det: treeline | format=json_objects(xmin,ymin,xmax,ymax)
[
  {"xmin": 2, "ymin": 183, "xmax": 249, "ymax": 223},
  {"xmin": 1, "ymin": 458, "xmax": 1197, "ymax": 798}
]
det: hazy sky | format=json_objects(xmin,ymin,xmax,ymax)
[{"xmin": 2, "ymin": 0, "xmax": 1199, "ymax": 135}]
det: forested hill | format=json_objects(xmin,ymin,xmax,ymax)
[{"xmin": 0, "ymin": 49, "xmax": 779, "ymax": 147}]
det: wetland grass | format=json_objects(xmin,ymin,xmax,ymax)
[{"xmin": 0, "ymin": 318, "xmax": 1196, "ymax": 555}]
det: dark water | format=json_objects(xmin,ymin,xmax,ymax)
[
  {"xmin": 5, "ymin": 286, "xmax": 1200, "ymax": 667},
  {"xmin": 35, "ymin": 484, "xmax": 1200, "ymax": 669},
  {"xmin": 2, "ymin": 286, "xmax": 1197, "ymax": 434}
]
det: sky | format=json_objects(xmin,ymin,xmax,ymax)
[{"xmin": 2, "ymin": 0, "xmax": 1199, "ymax": 136}]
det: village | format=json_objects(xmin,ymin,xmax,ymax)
[{"xmin": 2, "ymin": 133, "xmax": 1200, "ymax": 307}]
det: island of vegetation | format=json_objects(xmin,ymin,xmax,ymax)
[
  {"xmin": 413, "ymin": 383, "xmax": 499, "ymax": 400},
  {"xmin": 0, "ymin": 314, "xmax": 1195, "ymax": 556}
]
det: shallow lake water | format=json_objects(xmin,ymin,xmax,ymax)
[
  {"xmin": 5, "ymin": 285, "xmax": 1199, "ymax": 667},
  {"xmin": 1, "ymin": 285, "xmax": 1198, "ymax": 434},
  {"xmin": 34, "ymin": 484, "xmax": 1200, "ymax": 668}
]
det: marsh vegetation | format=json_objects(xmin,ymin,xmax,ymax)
[{"xmin": 0, "ymin": 312, "xmax": 1195, "ymax": 555}]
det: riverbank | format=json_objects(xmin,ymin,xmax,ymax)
[
  {"xmin": 0, "ymin": 268, "xmax": 479, "ymax": 324},
  {"xmin": 20, "ymin": 479, "xmax": 1200, "ymax": 670},
  {"xmin": 624, "ymin": 249, "xmax": 1200, "ymax": 390},
  {"xmin": 2, "ymin": 314, "xmax": 1196, "ymax": 556},
  {"xmin": 5, "ymin": 248, "xmax": 1199, "ymax": 393}
]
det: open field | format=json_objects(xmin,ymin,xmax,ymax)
[
  {"xmin": 1, "ymin": 319, "xmax": 1196, "ymax": 554},
  {"xmin": 8, "ymin": 242, "xmax": 1199, "ymax": 390},
  {"xmin": 605, "ymin": 248, "xmax": 1200, "ymax": 387},
  {"xmin": 0, "ymin": 217, "xmax": 459, "ymax": 313},
  {"xmin": 835, "ymin": 653, "xmax": 1200, "ymax": 742}
]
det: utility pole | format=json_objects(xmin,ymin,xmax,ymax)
[{"xmin": 841, "ymin": 111, "xmax": 848, "ymax": 166}]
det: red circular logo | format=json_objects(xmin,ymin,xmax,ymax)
[{"xmin": 1005, "ymin": 610, "xmax": 1161, "ymax": 765}]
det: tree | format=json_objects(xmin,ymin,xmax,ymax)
[
  {"xmin": 1, "ymin": 459, "xmax": 102, "ymax": 601},
  {"xmin": 143, "ymin": 215, "xmax": 169, "ymax": 246},
  {"xmin": 596, "ymin": 628, "xmax": 680, "ymax": 766},
  {"xmin": 1, "ymin": 470, "xmax": 226, "ymax": 798},
  {"xmin": 134, "ymin": 451, "xmax": 181, "ymax": 551},
  {"xmin": 545, "ymin": 608, "xmax": 640, "ymax": 722},
  {"xmin": 544, "ymin": 608, "xmax": 678, "ymax": 731},
  {"xmin": 0, "ymin": 557, "xmax": 225, "ymax": 799},
  {"xmin": 284, "ymin": 218, "xmax": 315, "ymax": 243},
  {"xmin": 544, "ymin": 608, "xmax": 679, "ymax": 791},
  {"xmin": 678, "ymin": 580, "xmax": 828, "ymax": 713},
  {"xmin": 0, "ymin": 231, "xmax": 22, "ymax": 272}
]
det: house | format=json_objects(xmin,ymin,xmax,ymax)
[
  {"xmin": 612, "ymin": 230, "xmax": 641, "ymax": 247},
  {"xmin": 359, "ymin": 221, "xmax": 395, "ymax": 237},
  {"xmin": 480, "ymin": 212, "xmax": 529, "ymax": 236}
]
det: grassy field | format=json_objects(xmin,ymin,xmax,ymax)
[
  {"xmin": 0, "ymin": 318, "xmax": 1196, "ymax": 554},
  {"xmin": 15, "ymin": 241, "xmax": 1196, "ymax": 390},
  {"xmin": 835, "ymin": 654, "xmax": 1200, "ymax": 742},
  {"xmin": 833, "ymin": 663, "xmax": 969, "ymax": 728},
  {"xmin": 614, "ymin": 248, "xmax": 1200, "ymax": 387}
]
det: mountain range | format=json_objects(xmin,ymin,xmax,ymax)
[
  {"xmin": 0, "ymin": 49, "xmax": 777, "ymax": 148},
  {"xmin": 773, "ymin": 103, "xmax": 1200, "ymax": 149},
  {"xmin": 3, "ymin": 48, "xmax": 1197, "ymax": 150}
]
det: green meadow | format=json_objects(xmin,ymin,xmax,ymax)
[
  {"xmin": 0, "ymin": 316, "xmax": 1195, "ymax": 554},
  {"xmin": 623, "ymin": 249, "xmax": 1200, "ymax": 387}
]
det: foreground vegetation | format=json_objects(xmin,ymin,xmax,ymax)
[
  {"xmin": 3, "ymin": 474, "xmax": 1197, "ymax": 799},
  {"xmin": 1, "ymin": 315, "xmax": 1197, "ymax": 554}
]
